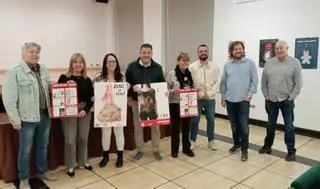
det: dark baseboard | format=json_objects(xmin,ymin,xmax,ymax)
[{"xmin": 215, "ymin": 113, "xmax": 320, "ymax": 139}]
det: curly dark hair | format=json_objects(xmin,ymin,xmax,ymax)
[
  {"xmin": 97, "ymin": 53, "xmax": 123, "ymax": 82},
  {"xmin": 228, "ymin": 41, "xmax": 246, "ymax": 59}
]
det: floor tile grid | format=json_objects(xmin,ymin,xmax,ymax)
[
  {"xmin": 235, "ymin": 156, "xmax": 309, "ymax": 188},
  {"xmin": 236, "ymin": 158, "xmax": 283, "ymax": 188},
  {"xmin": 203, "ymin": 157, "xmax": 262, "ymax": 188},
  {"xmin": 88, "ymin": 154, "xmax": 194, "ymax": 189},
  {"xmin": 87, "ymin": 155, "xmax": 171, "ymax": 188},
  {"xmin": 198, "ymin": 118, "xmax": 305, "ymax": 188},
  {"xmin": 141, "ymin": 157, "xmax": 202, "ymax": 188},
  {"xmin": 138, "ymin": 147, "xmax": 248, "ymax": 189},
  {"xmin": 172, "ymin": 145, "xmax": 252, "ymax": 188}
]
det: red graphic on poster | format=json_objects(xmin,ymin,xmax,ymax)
[
  {"xmin": 50, "ymin": 83, "xmax": 78, "ymax": 118},
  {"xmin": 179, "ymin": 89, "xmax": 198, "ymax": 118}
]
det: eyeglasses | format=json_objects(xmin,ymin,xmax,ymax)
[{"xmin": 107, "ymin": 60, "xmax": 117, "ymax": 64}]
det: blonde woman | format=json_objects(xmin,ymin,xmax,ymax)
[{"xmin": 58, "ymin": 53, "xmax": 94, "ymax": 177}]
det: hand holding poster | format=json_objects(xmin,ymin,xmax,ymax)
[
  {"xmin": 94, "ymin": 82, "xmax": 127, "ymax": 127},
  {"xmin": 51, "ymin": 83, "xmax": 78, "ymax": 118},
  {"xmin": 179, "ymin": 88, "xmax": 198, "ymax": 117},
  {"xmin": 137, "ymin": 82, "xmax": 170, "ymax": 127}
]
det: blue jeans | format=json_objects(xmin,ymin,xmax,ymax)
[
  {"xmin": 226, "ymin": 100, "xmax": 250, "ymax": 149},
  {"xmin": 190, "ymin": 99, "xmax": 215, "ymax": 142},
  {"xmin": 264, "ymin": 100, "xmax": 296, "ymax": 153},
  {"xmin": 18, "ymin": 113, "xmax": 51, "ymax": 180}
]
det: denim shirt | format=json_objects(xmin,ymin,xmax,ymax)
[
  {"xmin": 220, "ymin": 58, "xmax": 258, "ymax": 103},
  {"xmin": 2, "ymin": 61, "xmax": 51, "ymax": 125}
]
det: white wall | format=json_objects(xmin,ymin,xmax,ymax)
[
  {"xmin": 213, "ymin": 0, "xmax": 320, "ymax": 131},
  {"xmin": 0, "ymin": 0, "xmax": 115, "ymax": 69}
]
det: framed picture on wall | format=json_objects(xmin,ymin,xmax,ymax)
[
  {"xmin": 295, "ymin": 37, "xmax": 319, "ymax": 69},
  {"xmin": 259, "ymin": 39, "xmax": 278, "ymax": 68}
]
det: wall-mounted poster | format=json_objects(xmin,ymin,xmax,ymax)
[
  {"xmin": 295, "ymin": 37, "xmax": 319, "ymax": 69},
  {"xmin": 179, "ymin": 89, "xmax": 198, "ymax": 118},
  {"xmin": 137, "ymin": 82, "xmax": 170, "ymax": 127},
  {"xmin": 94, "ymin": 82, "xmax": 127, "ymax": 127},
  {"xmin": 51, "ymin": 83, "xmax": 78, "ymax": 118},
  {"xmin": 259, "ymin": 39, "xmax": 278, "ymax": 67}
]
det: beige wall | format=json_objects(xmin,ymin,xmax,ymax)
[
  {"xmin": 115, "ymin": 0, "xmax": 143, "ymax": 71},
  {"xmin": 165, "ymin": 0, "xmax": 214, "ymax": 72}
]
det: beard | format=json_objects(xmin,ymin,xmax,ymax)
[
  {"xmin": 233, "ymin": 53, "xmax": 243, "ymax": 60},
  {"xmin": 199, "ymin": 54, "xmax": 208, "ymax": 61}
]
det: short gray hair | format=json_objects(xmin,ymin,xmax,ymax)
[{"xmin": 22, "ymin": 42, "xmax": 41, "ymax": 53}]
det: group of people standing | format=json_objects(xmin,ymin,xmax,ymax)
[{"xmin": 2, "ymin": 40, "xmax": 302, "ymax": 189}]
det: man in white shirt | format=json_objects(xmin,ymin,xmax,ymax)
[{"xmin": 189, "ymin": 44, "xmax": 220, "ymax": 150}]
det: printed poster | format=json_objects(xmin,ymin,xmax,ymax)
[
  {"xmin": 295, "ymin": 37, "xmax": 319, "ymax": 69},
  {"xmin": 259, "ymin": 39, "xmax": 278, "ymax": 68},
  {"xmin": 137, "ymin": 82, "xmax": 170, "ymax": 127},
  {"xmin": 179, "ymin": 89, "xmax": 198, "ymax": 118},
  {"xmin": 94, "ymin": 82, "xmax": 127, "ymax": 127},
  {"xmin": 51, "ymin": 83, "xmax": 78, "ymax": 118}
]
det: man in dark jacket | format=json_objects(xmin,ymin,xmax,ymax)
[{"xmin": 125, "ymin": 43, "xmax": 165, "ymax": 161}]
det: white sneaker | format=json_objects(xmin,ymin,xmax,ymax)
[
  {"xmin": 190, "ymin": 140, "xmax": 195, "ymax": 150},
  {"xmin": 208, "ymin": 141, "xmax": 218, "ymax": 151},
  {"xmin": 20, "ymin": 179, "xmax": 31, "ymax": 189},
  {"xmin": 40, "ymin": 171, "xmax": 58, "ymax": 181}
]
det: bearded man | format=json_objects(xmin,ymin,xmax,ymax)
[{"xmin": 220, "ymin": 41, "xmax": 258, "ymax": 161}]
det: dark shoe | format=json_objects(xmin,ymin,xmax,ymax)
[
  {"xmin": 134, "ymin": 151, "xmax": 144, "ymax": 160},
  {"xmin": 241, "ymin": 149, "xmax": 248, "ymax": 161},
  {"xmin": 99, "ymin": 151, "xmax": 109, "ymax": 167},
  {"xmin": 171, "ymin": 153, "xmax": 178, "ymax": 158},
  {"xmin": 153, "ymin": 151, "xmax": 162, "ymax": 161},
  {"xmin": 229, "ymin": 145, "xmax": 241, "ymax": 154},
  {"xmin": 66, "ymin": 168, "xmax": 75, "ymax": 177},
  {"xmin": 258, "ymin": 146, "xmax": 272, "ymax": 154},
  {"xmin": 285, "ymin": 152, "xmax": 296, "ymax": 162},
  {"xmin": 82, "ymin": 163, "xmax": 93, "ymax": 171},
  {"xmin": 116, "ymin": 151, "xmax": 123, "ymax": 168},
  {"xmin": 183, "ymin": 150, "xmax": 195, "ymax": 157}
]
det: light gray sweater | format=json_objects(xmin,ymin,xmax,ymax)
[{"xmin": 261, "ymin": 56, "xmax": 303, "ymax": 102}]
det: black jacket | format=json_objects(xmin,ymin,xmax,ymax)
[{"xmin": 125, "ymin": 58, "xmax": 165, "ymax": 101}]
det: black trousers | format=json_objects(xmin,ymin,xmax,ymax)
[{"xmin": 169, "ymin": 103, "xmax": 191, "ymax": 155}]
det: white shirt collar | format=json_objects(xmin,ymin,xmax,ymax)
[{"xmin": 139, "ymin": 59, "xmax": 151, "ymax": 67}]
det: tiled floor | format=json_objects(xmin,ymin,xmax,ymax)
[{"xmin": 1, "ymin": 117, "xmax": 319, "ymax": 189}]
